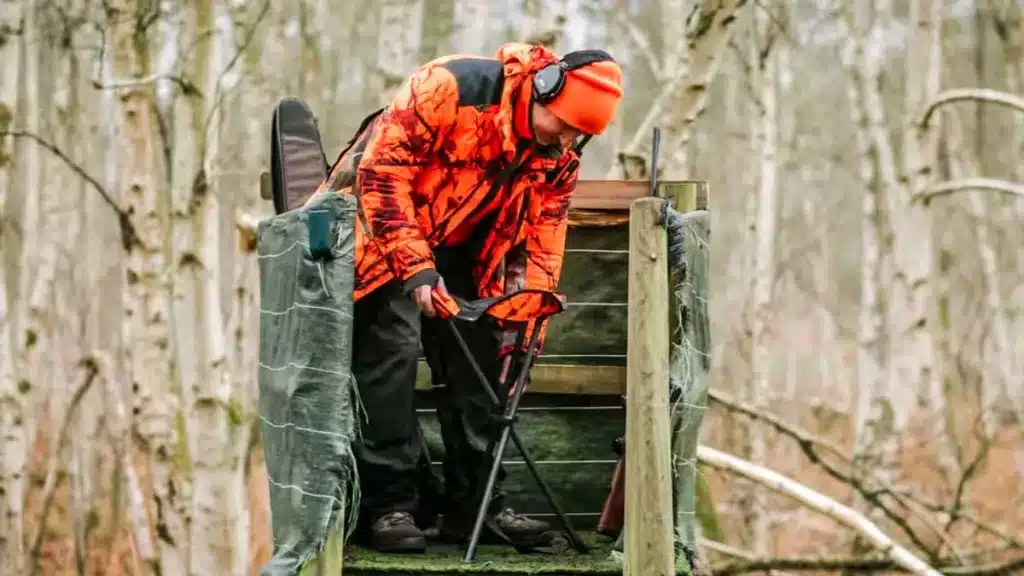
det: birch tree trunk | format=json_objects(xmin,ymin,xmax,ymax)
[
  {"xmin": 169, "ymin": 0, "xmax": 200, "ymax": 492},
  {"xmin": 54, "ymin": 9, "xmax": 96, "ymax": 567},
  {"xmin": 9, "ymin": 0, "xmax": 40, "ymax": 318},
  {"xmin": 0, "ymin": 186, "xmax": 25, "ymax": 576},
  {"xmin": 183, "ymin": 2, "xmax": 249, "ymax": 572},
  {"xmin": 109, "ymin": 0, "xmax": 186, "ymax": 573},
  {"xmin": 989, "ymin": 0, "xmax": 1024, "ymax": 381},
  {"xmin": 990, "ymin": 0, "xmax": 1023, "ymax": 183},
  {"xmin": 0, "ymin": 0, "xmax": 21, "ymax": 288},
  {"xmin": 744, "ymin": 0, "xmax": 780, "ymax": 553},
  {"xmin": 901, "ymin": 0, "xmax": 961, "ymax": 487},
  {"xmin": 660, "ymin": 0, "xmax": 691, "ymax": 176},
  {"xmin": 0, "ymin": 2, "xmax": 28, "ymax": 569},
  {"xmin": 606, "ymin": 0, "xmax": 747, "ymax": 179},
  {"xmin": 941, "ymin": 107, "xmax": 1014, "ymax": 434},
  {"xmin": 19, "ymin": 3, "xmax": 61, "ymax": 452},
  {"xmin": 841, "ymin": 0, "xmax": 902, "ymax": 495}
]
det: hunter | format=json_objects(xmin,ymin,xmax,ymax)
[{"xmin": 320, "ymin": 42, "xmax": 623, "ymax": 553}]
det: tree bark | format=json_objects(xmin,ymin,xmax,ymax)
[
  {"xmin": 109, "ymin": 0, "xmax": 187, "ymax": 573},
  {"xmin": 901, "ymin": 0, "xmax": 961, "ymax": 488},
  {"xmin": 0, "ymin": 2, "xmax": 29, "ymax": 570},
  {"xmin": 606, "ymin": 0, "xmax": 748, "ymax": 179},
  {"xmin": 745, "ymin": 0, "xmax": 780, "ymax": 554},
  {"xmin": 841, "ymin": 0, "xmax": 902, "ymax": 504}
]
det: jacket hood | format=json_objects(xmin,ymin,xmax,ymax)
[
  {"xmin": 491, "ymin": 43, "xmax": 561, "ymax": 157},
  {"xmin": 494, "ymin": 42, "xmax": 559, "ymax": 76}
]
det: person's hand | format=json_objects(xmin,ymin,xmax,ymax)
[{"xmin": 412, "ymin": 277, "xmax": 450, "ymax": 318}]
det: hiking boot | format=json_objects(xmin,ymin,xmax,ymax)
[
  {"xmin": 440, "ymin": 508, "xmax": 555, "ymax": 549},
  {"xmin": 370, "ymin": 511, "xmax": 426, "ymax": 553}
]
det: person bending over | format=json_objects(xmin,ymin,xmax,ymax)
[{"xmin": 321, "ymin": 42, "xmax": 623, "ymax": 553}]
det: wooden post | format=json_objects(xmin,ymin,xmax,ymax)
[
  {"xmin": 657, "ymin": 180, "xmax": 708, "ymax": 213},
  {"xmin": 624, "ymin": 197, "xmax": 675, "ymax": 576},
  {"xmin": 298, "ymin": 506, "xmax": 345, "ymax": 576}
]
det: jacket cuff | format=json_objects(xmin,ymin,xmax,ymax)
[{"xmin": 402, "ymin": 268, "xmax": 441, "ymax": 294}]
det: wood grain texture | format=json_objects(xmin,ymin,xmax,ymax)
[{"xmin": 624, "ymin": 197, "xmax": 674, "ymax": 576}]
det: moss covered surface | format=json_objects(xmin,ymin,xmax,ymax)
[
  {"xmin": 344, "ymin": 531, "xmax": 629, "ymax": 575},
  {"xmin": 345, "ymin": 530, "xmax": 691, "ymax": 574}
]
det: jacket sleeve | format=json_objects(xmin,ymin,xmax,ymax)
[
  {"xmin": 356, "ymin": 64, "xmax": 459, "ymax": 289},
  {"xmin": 503, "ymin": 153, "xmax": 579, "ymax": 358},
  {"xmin": 522, "ymin": 152, "xmax": 580, "ymax": 292}
]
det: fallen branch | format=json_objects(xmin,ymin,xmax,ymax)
[
  {"xmin": 0, "ymin": 129, "xmax": 139, "ymax": 249},
  {"xmin": 708, "ymin": 389, "xmax": 847, "ymax": 460},
  {"xmin": 913, "ymin": 178, "xmax": 1024, "ymax": 202},
  {"xmin": 715, "ymin": 388, "xmax": 1022, "ymax": 551},
  {"xmin": 918, "ymin": 88, "xmax": 1024, "ymax": 127},
  {"xmin": 712, "ymin": 554, "xmax": 897, "ymax": 575},
  {"xmin": 707, "ymin": 389, "xmax": 957, "ymax": 559},
  {"xmin": 27, "ymin": 358, "xmax": 99, "ymax": 575},
  {"xmin": 711, "ymin": 554, "xmax": 1024, "ymax": 576},
  {"xmin": 698, "ymin": 445, "xmax": 942, "ymax": 576}
]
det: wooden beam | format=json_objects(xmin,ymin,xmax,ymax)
[
  {"xmin": 414, "ymin": 361, "xmax": 625, "ymax": 395},
  {"xmin": 572, "ymin": 179, "xmax": 707, "ymax": 211},
  {"xmin": 571, "ymin": 180, "xmax": 647, "ymax": 210},
  {"xmin": 624, "ymin": 197, "xmax": 675, "ymax": 576}
]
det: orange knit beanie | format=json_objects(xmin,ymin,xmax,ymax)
[{"xmin": 543, "ymin": 55, "xmax": 624, "ymax": 135}]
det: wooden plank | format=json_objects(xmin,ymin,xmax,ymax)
[
  {"xmin": 415, "ymin": 361, "xmax": 625, "ymax": 395},
  {"xmin": 571, "ymin": 179, "xmax": 707, "ymax": 212},
  {"xmin": 570, "ymin": 180, "xmax": 647, "ymax": 210},
  {"xmin": 624, "ymin": 197, "xmax": 674, "ymax": 576}
]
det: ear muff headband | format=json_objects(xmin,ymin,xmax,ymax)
[{"xmin": 532, "ymin": 49, "xmax": 615, "ymax": 105}]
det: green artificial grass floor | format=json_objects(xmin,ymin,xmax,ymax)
[
  {"xmin": 345, "ymin": 530, "xmax": 690, "ymax": 575},
  {"xmin": 345, "ymin": 530, "xmax": 621, "ymax": 575}
]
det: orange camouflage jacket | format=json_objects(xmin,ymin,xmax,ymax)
[{"xmin": 317, "ymin": 43, "xmax": 580, "ymax": 344}]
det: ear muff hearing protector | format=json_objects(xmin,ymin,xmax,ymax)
[{"xmin": 531, "ymin": 49, "xmax": 615, "ymax": 105}]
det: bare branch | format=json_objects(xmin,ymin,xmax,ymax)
[
  {"xmin": 918, "ymin": 88, "xmax": 1024, "ymax": 128},
  {"xmin": 0, "ymin": 129, "xmax": 140, "ymax": 249},
  {"xmin": 708, "ymin": 389, "xmax": 963, "ymax": 559},
  {"xmin": 90, "ymin": 72, "xmax": 201, "ymax": 96},
  {"xmin": 27, "ymin": 358, "xmax": 100, "ymax": 575},
  {"xmin": 90, "ymin": 350, "xmax": 157, "ymax": 570},
  {"xmin": 201, "ymin": 0, "xmax": 272, "ymax": 163},
  {"xmin": 914, "ymin": 178, "xmax": 1024, "ymax": 202},
  {"xmin": 698, "ymin": 445, "xmax": 942, "ymax": 576},
  {"xmin": 234, "ymin": 209, "xmax": 264, "ymax": 253}
]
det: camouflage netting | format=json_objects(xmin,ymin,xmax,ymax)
[
  {"xmin": 256, "ymin": 192, "xmax": 361, "ymax": 576},
  {"xmin": 664, "ymin": 205, "xmax": 712, "ymax": 560}
]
